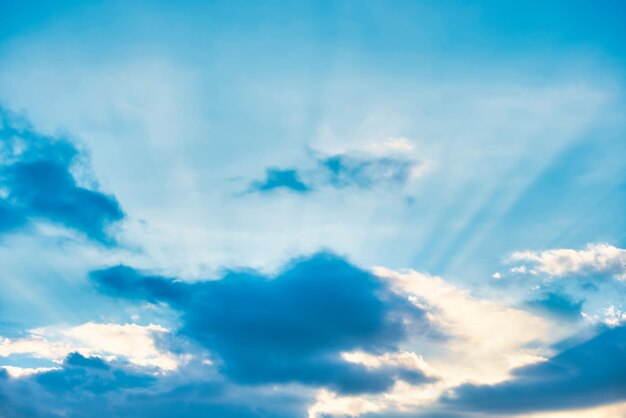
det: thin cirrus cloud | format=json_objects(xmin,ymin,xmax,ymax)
[
  {"xmin": 90, "ymin": 252, "xmax": 434, "ymax": 394},
  {"xmin": 0, "ymin": 108, "xmax": 124, "ymax": 244}
]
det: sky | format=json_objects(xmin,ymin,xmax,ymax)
[{"xmin": 0, "ymin": 1, "xmax": 625, "ymax": 417}]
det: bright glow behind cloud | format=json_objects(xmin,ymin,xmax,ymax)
[{"xmin": 0, "ymin": 322, "xmax": 179, "ymax": 372}]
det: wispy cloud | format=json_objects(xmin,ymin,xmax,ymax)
[{"xmin": 247, "ymin": 138, "xmax": 427, "ymax": 195}]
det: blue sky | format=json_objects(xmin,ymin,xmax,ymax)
[{"xmin": 0, "ymin": 1, "xmax": 625, "ymax": 417}]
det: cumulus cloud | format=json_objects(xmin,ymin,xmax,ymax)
[
  {"xmin": 375, "ymin": 267, "xmax": 554, "ymax": 384},
  {"xmin": 91, "ymin": 252, "xmax": 433, "ymax": 394},
  {"xmin": 444, "ymin": 325, "xmax": 626, "ymax": 414},
  {"xmin": 0, "ymin": 352, "xmax": 309, "ymax": 418},
  {"xmin": 307, "ymin": 268, "xmax": 558, "ymax": 418},
  {"xmin": 2, "ymin": 259, "xmax": 619, "ymax": 418},
  {"xmin": 36, "ymin": 352, "xmax": 155, "ymax": 394},
  {"xmin": 509, "ymin": 243, "xmax": 626, "ymax": 280},
  {"xmin": 0, "ymin": 108, "xmax": 124, "ymax": 243},
  {"xmin": 0, "ymin": 353, "xmax": 151, "ymax": 418}
]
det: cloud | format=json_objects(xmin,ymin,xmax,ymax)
[
  {"xmin": 374, "ymin": 267, "xmax": 553, "ymax": 384},
  {"xmin": 525, "ymin": 291, "xmax": 583, "ymax": 320},
  {"xmin": 362, "ymin": 138, "xmax": 416, "ymax": 155},
  {"xmin": 0, "ymin": 352, "xmax": 156, "ymax": 418},
  {"xmin": 601, "ymin": 306, "xmax": 626, "ymax": 327},
  {"xmin": 0, "ymin": 199, "xmax": 24, "ymax": 233},
  {"xmin": 361, "ymin": 401, "xmax": 626, "ymax": 418},
  {"xmin": 1, "ymin": 366, "xmax": 59, "ymax": 378},
  {"xmin": 509, "ymin": 243, "xmax": 626, "ymax": 280},
  {"xmin": 307, "ymin": 268, "xmax": 556, "ymax": 417},
  {"xmin": 319, "ymin": 153, "xmax": 422, "ymax": 190},
  {"xmin": 91, "ymin": 252, "xmax": 432, "ymax": 394},
  {"xmin": 35, "ymin": 352, "xmax": 155, "ymax": 394},
  {"xmin": 0, "ymin": 352, "xmax": 309, "ymax": 418},
  {"xmin": 0, "ymin": 322, "xmax": 178, "ymax": 371},
  {"xmin": 444, "ymin": 325, "xmax": 626, "ymax": 414},
  {"xmin": 248, "ymin": 167, "xmax": 311, "ymax": 193},
  {"xmin": 247, "ymin": 139, "xmax": 426, "ymax": 195},
  {"xmin": 0, "ymin": 108, "xmax": 124, "ymax": 243},
  {"xmin": 314, "ymin": 138, "xmax": 427, "ymax": 190}
]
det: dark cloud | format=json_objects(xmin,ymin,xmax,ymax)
[
  {"xmin": 249, "ymin": 168, "xmax": 311, "ymax": 193},
  {"xmin": 525, "ymin": 291, "xmax": 583, "ymax": 320},
  {"xmin": 0, "ymin": 354, "xmax": 305, "ymax": 418},
  {"xmin": 0, "ymin": 353, "xmax": 152, "ymax": 418},
  {"xmin": 444, "ymin": 325, "xmax": 626, "ymax": 414},
  {"xmin": 0, "ymin": 369, "xmax": 40, "ymax": 418},
  {"xmin": 36, "ymin": 352, "xmax": 154, "ymax": 394},
  {"xmin": 0, "ymin": 199, "xmax": 25, "ymax": 232},
  {"xmin": 91, "ymin": 252, "xmax": 432, "ymax": 394},
  {"xmin": 0, "ymin": 108, "xmax": 124, "ymax": 243},
  {"xmin": 247, "ymin": 152, "xmax": 421, "ymax": 195},
  {"xmin": 116, "ymin": 378, "xmax": 308, "ymax": 418}
]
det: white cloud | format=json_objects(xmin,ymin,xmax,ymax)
[
  {"xmin": 601, "ymin": 305, "xmax": 626, "ymax": 327},
  {"xmin": 1, "ymin": 365, "xmax": 59, "ymax": 378},
  {"xmin": 308, "ymin": 389, "xmax": 384, "ymax": 418},
  {"xmin": 0, "ymin": 322, "xmax": 180, "ymax": 373},
  {"xmin": 308, "ymin": 267, "xmax": 561, "ymax": 418},
  {"xmin": 519, "ymin": 401, "xmax": 626, "ymax": 418},
  {"xmin": 510, "ymin": 243, "xmax": 626, "ymax": 280},
  {"xmin": 61, "ymin": 322, "xmax": 179, "ymax": 370},
  {"xmin": 376, "ymin": 267, "xmax": 555, "ymax": 384},
  {"xmin": 510, "ymin": 265, "xmax": 534, "ymax": 274},
  {"xmin": 364, "ymin": 137, "xmax": 416, "ymax": 155},
  {"xmin": 340, "ymin": 350, "xmax": 436, "ymax": 376},
  {"xmin": 0, "ymin": 335, "xmax": 68, "ymax": 359}
]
